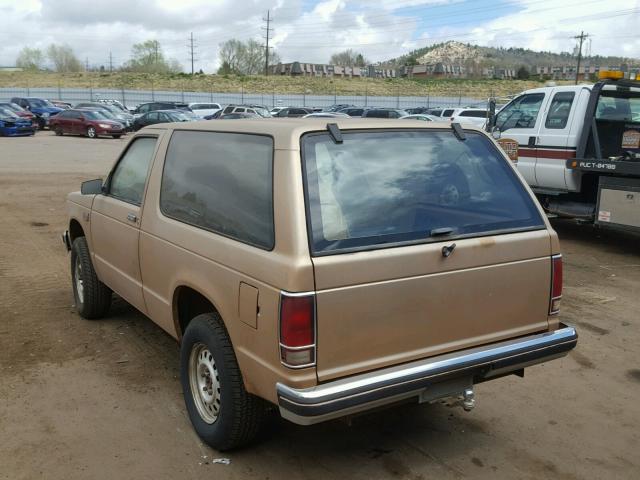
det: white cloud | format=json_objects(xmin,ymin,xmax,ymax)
[{"xmin": 0, "ymin": 0, "xmax": 636, "ymax": 72}]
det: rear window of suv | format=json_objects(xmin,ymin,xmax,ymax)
[{"xmin": 302, "ymin": 129, "xmax": 544, "ymax": 254}]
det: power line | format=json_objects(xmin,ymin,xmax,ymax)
[{"xmin": 573, "ymin": 31, "xmax": 590, "ymax": 84}]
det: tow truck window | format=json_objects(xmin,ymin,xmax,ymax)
[
  {"xmin": 496, "ymin": 93, "xmax": 545, "ymax": 131},
  {"xmin": 545, "ymin": 92, "xmax": 575, "ymax": 129},
  {"xmin": 596, "ymin": 94, "xmax": 640, "ymax": 122}
]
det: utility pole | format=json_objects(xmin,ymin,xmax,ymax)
[
  {"xmin": 262, "ymin": 10, "xmax": 272, "ymax": 76},
  {"xmin": 188, "ymin": 32, "xmax": 197, "ymax": 75},
  {"xmin": 573, "ymin": 31, "xmax": 590, "ymax": 85},
  {"xmin": 108, "ymin": 51, "xmax": 113, "ymax": 72}
]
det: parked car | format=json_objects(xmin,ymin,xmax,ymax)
[
  {"xmin": 132, "ymin": 102, "xmax": 192, "ymax": 117},
  {"xmin": 95, "ymin": 99, "xmax": 129, "ymax": 113},
  {"xmin": 204, "ymin": 110, "xmax": 225, "ymax": 120},
  {"xmin": 0, "ymin": 107, "xmax": 36, "ymax": 136},
  {"xmin": 302, "ymin": 112, "xmax": 350, "ymax": 118},
  {"xmin": 325, "ymin": 104, "xmax": 356, "ymax": 112},
  {"xmin": 270, "ymin": 106, "xmax": 286, "ymax": 115},
  {"xmin": 189, "ymin": 103, "xmax": 222, "ymax": 118},
  {"xmin": 222, "ymin": 104, "xmax": 272, "ymax": 118},
  {"xmin": 64, "ymin": 118, "xmax": 577, "ymax": 450},
  {"xmin": 0, "ymin": 102, "xmax": 38, "ymax": 127},
  {"xmin": 427, "ymin": 108, "xmax": 444, "ymax": 117},
  {"xmin": 338, "ymin": 107, "xmax": 365, "ymax": 117},
  {"xmin": 361, "ymin": 108, "xmax": 408, "ymax": 119},
  {"xmin": 219, "ymin": 112, "xmax": 261, "ymax": 119},
  {"xmin": 401, "ymin": 114, "xmax": 439, "ymax": 122},
  {"xmin": 273, "ymin": 107, "xmax": 313, "ymax": 118},
  {"xmin": 74, "ymin": 102, "xmax": 134, "ymax": 130},
  {"xmin": 133, "ymin": 109, "xmax": 197, "ymax": 131},
  {"xmin": 49, "ymin": 109, "xmax": 125, "ymax": 138},
  {"xmin": 405, "ymin": 107, "xmax": 431, "ymax": 114},
  {"xmin": 10, "ymin": 97, "xmax": 63, "ymax": 129},
  {"xmin": 49, "ymin": 100, "xmax": 72, "ymax": 109},
  {"xmin": 448, "ymin": 108, "xmax": 488, "ymax": 127}
]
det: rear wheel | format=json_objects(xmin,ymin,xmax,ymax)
[
  {"xmin": 180, "ymin": 313, "xmax": 266, "ymax": 450},
  {"xmin": 55, "ymin": 126, "xmax": 63, "ymax": 136},
  {"xmin": 71, "ymin": 237, "xmax": 111, "ymax": 319},
  {"xmin": 86, "ymin": 126, "xmax": 97, "ymax": 138},
  {"xmin": 112, "ymin": 134, "xmax": 122, "ymax": 139}
]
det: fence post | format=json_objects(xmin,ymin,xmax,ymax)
[
  {"xmin": 151, "ymin": 79, "xmax": 155, "ymax": 101},
  {"xmin": 121, "ymin": 85, "xmax": 126, "ymax": 106},
  {"xmin": 241, "ymin": 85, "xmax": 244, "ymax": 103},
  {"xmin": 181, "ymin": 84, "xmax": 185, "ymax": 103},
  {"xmin": 303, "ymin": 92, "xmax": 306, "ymax": 107},
  {"xmin": 426, "ymin": 93, "xmax": 429, "ymax": 109},
  {"xmin": 26, "ymin": 79, "xmax": 29, "ymax": 97},
  {"xmin": 365, "ymin": 87, "xmax": 368, "ymax": 107},
  {"xmin": 396, "ymin": 86, "xmax": 400, "ymax": 108},
  {"xmin": 334, "ymin": 87, "xmax": 337, "ymax": 105},
  {"xmin": 458, "ymin": 87, "xmax": 462, "ymax": 106},
  {"xmin": 57, "ymin": 82, "xmax": 62, "ymax": 100},
  {"xmin": 210, "ymin": 85, "xmax": 213, "ymax": 102},
  {"xmin": 272, "ymin": 89, "xmax": 275, "ymax": 108}
]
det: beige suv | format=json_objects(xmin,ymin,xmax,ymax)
[{"xmin": 64, "ymin": 119, "xmax": 577, "ymax": 450}]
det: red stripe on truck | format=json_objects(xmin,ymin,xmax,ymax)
[{"xmin": 518, "ymin": 148, "xmax": 577, "ymax": 159}]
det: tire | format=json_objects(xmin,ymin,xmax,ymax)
[
  {"xmin": 55, "ymin": 126, "xmax": 63, "ymax": 136},
  {"xmin": 71, "ymin": 237, "xmax": 111, "ymax": 319},
  {"xmin": 180, "ymin": 313, "xmax": 266, "ymax": 450},
  {"xmin": 112, "ymin": 135, "xmax": 122, "ymax": 139},
  {"xmin": 86, "ymin": 126, "xmax": 97, "ymax": 138}
]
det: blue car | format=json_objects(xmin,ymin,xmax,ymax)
[
  {"xmin": 0, "ymin": 107, "xmax": 36, "ymax": 136},
  {"xmin": 10, "ymin": 97, "xmax": 63, "ymax": 129}
]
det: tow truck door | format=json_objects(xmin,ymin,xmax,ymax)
[
  {"xmin": 534, "ymin": 88, "xmax": 581, "ymax": 190},
  {"xmin": 495, "ymin": 92, "xmax": 549, "ymax": 186}
]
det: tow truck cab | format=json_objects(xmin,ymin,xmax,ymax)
[{"xmin": 494, "ymin": 71, "xmax": 640, "ymax": 232}]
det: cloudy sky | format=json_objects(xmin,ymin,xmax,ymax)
[{"xmin": 0, "ymin": 0, "xmax": 637, "ymax": 72}]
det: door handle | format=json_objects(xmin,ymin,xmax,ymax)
[
  {"xmin": 127, "ymin": 213, "xmax": 138, "ymax": 223},
  {"xmin": 527, "ymin": 136, "xmax": 537, "ymax": 148}
]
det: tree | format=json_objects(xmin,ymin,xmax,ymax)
[
  {"xmin": 330, "ymin": 49, "xmax": 368, "ymax": 67},
  {"xmin": 123, "ymin": 40, "xmax": 182, "ymax": 73},
  {"xmin": 516, "ymin": 65, "xmax": 530, "ymax": 80},
  {"xmin": 217, "ymin": 38, "xmax": 280, "ymax": 75},
  {"xmin": 47, "ymin": 44, "xmax": 82, "ymax": 72},
  {"xmin": 15, "ymin": 47, "xmax": 44, "ymax": 71}
]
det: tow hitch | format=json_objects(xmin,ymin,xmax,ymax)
[{"xmin": 462, "ymin": 387, "xmax": 476, "ymax": 412}]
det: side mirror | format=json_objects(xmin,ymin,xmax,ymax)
[
  {"xmin": 81, "ymin": 178, "xmax": 104, "ymax": 195},
  {"xmin": 491, "ymin": 127, "xmax": 501, "ymax": 139}
]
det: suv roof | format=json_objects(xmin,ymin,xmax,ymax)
[{"xmin": 141, "ymin": 117, "xmax": 483, "ymax": 148}]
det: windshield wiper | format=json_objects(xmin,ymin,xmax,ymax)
[{"xmin": 430, "ymin": 227, "xmax": 455, "ymax": 236}]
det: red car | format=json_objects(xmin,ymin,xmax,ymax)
[
  {"xmin": 0, "ymin": 102, "xmax": 38, "ymax": 128},
  {"xmin": 49, "ymin": 109, "xmax": 125, "ymax": 139}
]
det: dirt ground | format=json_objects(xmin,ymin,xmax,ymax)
[{"xmin": 1, "ymin": 134, "xmax": 638, "ymax": 480}]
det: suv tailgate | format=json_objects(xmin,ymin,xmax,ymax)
[{"xmin": 312, "ymin": 230, "xmax": 552, "ymax": 381}]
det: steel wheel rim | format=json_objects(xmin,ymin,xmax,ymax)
[
  {"xmin": 74, "ymin": 258, "xmax": 84, "ymax": 303},
  {"xmin": 189, "ymin": 342, "xmax": 221, "ymax": 424}
]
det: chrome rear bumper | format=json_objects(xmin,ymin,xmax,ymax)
[{"xmin": 277, "ymin": 323, "xmax": 577, "ymax": 425}]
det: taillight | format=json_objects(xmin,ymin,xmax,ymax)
[
  {"xmin": 550, "ymin": 254, "xmax": 563, "ymax": 315},
  {"xmin": 279, "ymin": 293, "xmax": 316, "ymax": 368}
]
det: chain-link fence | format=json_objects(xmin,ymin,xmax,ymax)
[{"xmin": 0, "ymin": 87, "xmax": 492, "ymax": 110}]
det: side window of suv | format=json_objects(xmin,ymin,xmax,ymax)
[
  {"xmin": 108, "ymin": 137, "xmax": 157, "ymax": 206},
  {"xmin": 160, "ymin": 131, "xmax": 274, "ymax": 249}
]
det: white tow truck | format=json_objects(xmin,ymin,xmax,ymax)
[{"xmin": 490, "ymin": 71, "xmax": 640, "ymax": 233}]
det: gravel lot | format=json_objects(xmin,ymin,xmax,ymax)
[{"xmin": 1, "ymin": 133, "xmax": 639, "ymax": 480}]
